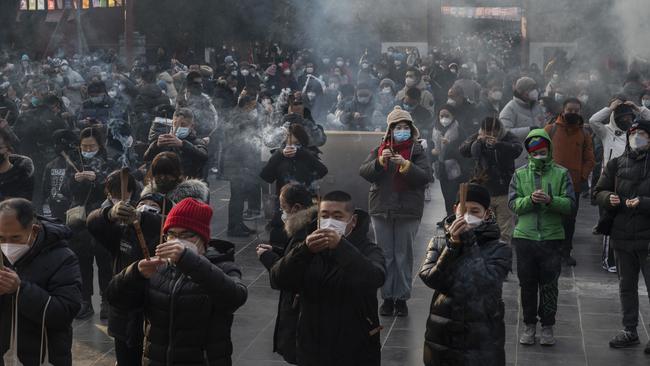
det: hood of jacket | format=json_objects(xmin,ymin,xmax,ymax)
[
  {"xmin": 205, "ymin": 239, "xmax": 236, "ymax": 263},
  {"xmin": 14, "ymin": 216, "xmax": 72, "ymax": 267},
  {"xmin": 7, "ymin": 154, "xmax": 34, "ymax": 178},
  {"xmin": 284, "ymin": 205, "xmax": 318, "ymax": 238},
  {"xmin": 524, "ymin": 128, "xmax": 554, "ymax": 171},
  {"xmin": 167, "ymin": 178, "xmax": 210, "ymax": 204}
]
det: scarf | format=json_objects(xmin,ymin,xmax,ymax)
[{"xmin": 378, "ymin": 138, "xmax": 414, "ymax": 192}]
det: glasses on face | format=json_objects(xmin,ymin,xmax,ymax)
[{"xmin": 165, "ymin": 231, "xmax": 198, "ymax": 241}]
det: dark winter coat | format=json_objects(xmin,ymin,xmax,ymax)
[
  {"xmin": 359, "ymin": 140, "xmax": 432, "ymax": 220},
  {"xmin": 270, "ymin": 210, "xmax": 385, "ymax": 366},
  {"xmin": 13, "ymin": 105, "xmax": 68, "ymax": 173},
  {"xmin": 595, "ymin": 147, "xmax": 650, "ymax": 242},
  {"xmin": 259, "ymin": 206, "xmax": 319, "ymax": 365},
  {"xmin": 86, "ymin": 201, "xmax": 161, "ymax": 346},
  {"xmin": 260, "ymin": 147, "xmax": 328, "ymax": 195},
  {"xmin": 220, "ymin": 109, "xmax": 262, "ymax": 182},
  {"xmin": 106, "ymin": 240, "xmax": 248, "ymax": 366},
  {"xmin": 60, "ymin": 154, "xmax": 113, "ymax": 215},
  {"xmin": 419, "ymin": 218, "xmax": 512, "ymax": 366},
  {"xmin": 0, "ymin": 218, "xmax": 82, "ymax": 366},
  {"xmin": 143, "ymin": 133, "xmax": 209, "ymax": 179},
  {"xmin": 459, "ymin": 130, "xmax": 522, "ymax": 196},
  {"xmin": 0, "ymin": 154, "xmax": 35, "ymax": 201},
  {"xmin": 78, "ymin": 96, "xmax": 118, "ymax": 125},
  {"xmin": 41, "ymin": 156, "xmax": 72, "ymax": 221}
]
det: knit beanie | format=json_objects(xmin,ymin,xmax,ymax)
[
  {"xmin": 163, "ymin": 198, "xmax": 213, "ymax": 244},
  {"xmin": 456, "ymin": 183, "xmax": 491, "ymax": 210},
  {"xmin": 526, "ymin": 136, "xmax": 549, "ymax": 153},
  {"xmin": 387, "ymin": 106, "xmax": 413, "ymax": 126},
  {"xmin": 515, "ymin": 77, "xmax": 537, "ymax": 94}
]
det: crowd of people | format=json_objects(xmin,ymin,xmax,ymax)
[{"xmin": 1, "ymin": 31, "xmax": 650, "ymax": 365}]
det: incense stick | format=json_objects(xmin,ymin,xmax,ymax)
[
  {"xmin": 120, "ymin": 168, "xmax": 129, "ymax": 202},
  {"xmin": 459, "ymin": 183, "xmax": 468, "ymax": 216},
  {"xmin": 159, "ymin": 198, "xmax": 166, "ymax": 245},
  {"xmin": 133, "ymin": 220, "xmax": 151, "ymax": 260},
  {"xmin": 60, "ymin": 151, "xmax": 80, "ymax": 173},
  {"xmin": 316, "ymin": 194, "xmax": 321, "ymax": 230}
]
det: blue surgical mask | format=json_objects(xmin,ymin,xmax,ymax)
[
  {"xmin": 81, "ymin": 150, "xmax": 98, "ymax": 159},
  {"xmin": 31, "ymin": 96, "xmax": 40, "ymax": 107},
  {"xmin": 393, "ymin": 130, "xmax": 411, "ymax": 142},
  {"xmin": 175, "ymin": 127, "xmax": 190, "ymax": 139}
]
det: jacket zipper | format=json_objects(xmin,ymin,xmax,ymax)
[
  {"xmin": 166, "ymin": 271, "xmax": 184, "ymax": 366},
  {"xmin": 534, "ymin": 173, "xmax": 542, "ymax": 240}
]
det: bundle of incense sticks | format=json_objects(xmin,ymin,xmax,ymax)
[
  {"xmin": 458, "ymin": 182, "xmax": 468, "ymax": 216},
  {"xmin": 133, "ymin": 221, "xmax": 150, "ymax": 260},
  {"xmin": 60, "ymin": 151, "xmax": 80, "ymax": 173}
]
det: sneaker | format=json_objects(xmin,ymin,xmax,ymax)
[
  {"xmin": 76, "ymin": 301, "xmax": 94, "ymax": 320},
  {"xmin": 609, "ymin": 330, "xmax": 640, "ymax": 348},
  {"xmin": 424, "ymin": 187, "xmax": 432, "ymax": 202},
  {"xmin": 519, "ymin": 324, "xmax": 536, "ymax": 345},
  {"xmin": 379, "ymin": 299, "xmax": 394, "ymax": 317},
  {"xmin": 240, "ymin": 223, "xmax": 257, "ymax": 234},
  {"xmin": 608, "ymin": 266, "xmax": 617, "ymax": 273},
  {"xmin": 99, "ymin": 300, "xmax": 109, "ymax": 320},
  {"xmin": 395, "ymin": 300, "xmax": 408, "ymax": 317},
  {"xmin": 562, "ymin": 255, "xmax": 577, "ymax": 267},
  {"xmin": 227, "ymin": 227, "xmax": 251, "ymax": 238},
  {"xmin": 539, "ymin": 326, "xmax": 556, "ymax": 346},
  {"xmin": 243, "ymin": 210, "xmax": 263, "ymax": 221}
]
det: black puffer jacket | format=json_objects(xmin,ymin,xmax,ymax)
[
  {"xmin": 260, "ymin": 147, "xmax": 328, "ymax": 195},
  {"xmin": 86, "ymin": 201, "xmax": 161, "ymax": 346},
  {"xmin": 595, "ymin": 147, "xmax": 650, "ymax": 242},
  {"xmin": 359, "ymin": 141, "xmax": 432, "ymax": 220},
  {"xmin": 0, "ymin": 217, "xmax": 82, "ymax": 366},
  {"xmin": 270, "ymin": 210, "xmax": 385, "ymax": 366},
  {"xmin": 459, "ymin": 129, "xmax": 522, "ymax": 196},
  {"xmin": 0, "ymin": 154, "xmax": 35, "ymax": 201},
  {"xmin": 143, "ymin": 133, "xmax": 209, "ymax": 179},
  {"xmin": 259, "ymin": 206, "xmax": 318, "ymax": 365},
  {"xmin": 106, "ymin": 240, "xmax": 248, "ymax": 366},
  {"xmin": 419, "ymin": 218, "xmax": 512, "ymax": 366}
]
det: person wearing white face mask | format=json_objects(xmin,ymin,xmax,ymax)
[
  {"xmin": 432, "ymin": 105, "xmax": 466, "ymax": 217},
  {"xmin": 419, "ymin": 183, "xmax": 511, "ymax": 366},
  {"xmin": 0, "ymin": 198, "xmax": 82, "ymax": 366},
  {"xmin": 60, "ymin": 126, "xmax": 113, "ymax": 321},
  {"xmin": 360, "ymin": 107, "xmax": 432, "ymax": 317},
  {"xmin": 476, "ymin": 80, "xmax": 505, "ymax": 120},
  {"xmin": 500, "ymin": 77, "xmax": 546, "ymax": 168},
  {"xmin": 255, "ymin": 183, "xmax": 316, "ymax": 364},
  {"xmin": 271, "ymin": 191, "xmax": 385, "ymax": 366},
  {"xmin": 395, "ymin": 68, "xmax": 436, "ymax": 114},
  {"xmin": 594, "ymin": 120, "xmax": 650, "ymax": 353},
  {"xmin": 107, "ymin": 198, "xmax": 248, "ymax": 366},
  {"xmin": 144, "ymin": 107, "xmax": 208, "ymax": 179}
]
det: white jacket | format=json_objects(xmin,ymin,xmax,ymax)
[
  {"xmin": 588, "ymin": 106, "xmax": 650, "ymax": 164},
  {"xmin": 499, "ymin": 97, "xmax": 546, "ymax": 167}
]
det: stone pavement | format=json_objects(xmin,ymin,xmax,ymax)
[{"xmin": 71, "ymin": 180, "xmax": 650, "ymax": 366}]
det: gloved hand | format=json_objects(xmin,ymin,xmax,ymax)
[{"xmin": 109, "ymin": 201, "xmax": 137, "ymax": 224}]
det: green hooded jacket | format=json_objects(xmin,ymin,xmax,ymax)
[{"xmin": 508, "ymin": 129, "xmax": 575, "ymax": 241}]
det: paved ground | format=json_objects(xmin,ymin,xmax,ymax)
[{"xmin": 72, "ymin": 180, "xmax": 650, "ymax": 366}]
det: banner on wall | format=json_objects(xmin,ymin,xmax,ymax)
[
  {"xmin": 20, "ymin": 0, "xmax": 122, "ymax": 10},
  {"xmin": 441, "ymin": 6, "xmax": 522, "ymax": 22}
]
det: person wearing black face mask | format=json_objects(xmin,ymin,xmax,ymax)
[
  {"xmin": 0, "ymin": 129, "xmax": 34, "ymax": 201},
  {"xmin": 339, "ymin": 83, "xmax": 376, "ymax": 131},
  {"xmin": 544, "ymin": 98, "xmax": 595, "ymax": 266}
]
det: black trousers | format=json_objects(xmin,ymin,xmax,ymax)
[
  {"xmin": 561, "ymin": 194, "xmax": 580, "ymax": 257},
  {"xmin": 514, "ymin": 238, "xmax": 562, "ymax": 326},
  {"xmin": 69, "ymin": 228, "xmax": 113, "ymax": 302},
  {"xmin": 114, "ymin": 339, "xmax": 142, "ymax": 366},
  {"xmin": 228, "ymin": 177, "xmax": 260, "ymax": 229},
  {"xmin": 613, "ymin": 241, "xmax": 650, "ymax": 330}
]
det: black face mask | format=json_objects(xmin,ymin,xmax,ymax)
[
  {"xmin": 564, "ymin": 113, "xmax": 582, "ymax": 125},
  {"xmin": 155, "ymin": 178, "xmax": 178, "ymax": 193}
]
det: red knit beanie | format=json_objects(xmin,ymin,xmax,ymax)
[{"xmin": 163, "ymin": 198, "xmax": 213, "ymax": 244}]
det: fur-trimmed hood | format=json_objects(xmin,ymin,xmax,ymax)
[
  {"xmin": 141, "ymin": 178, "xmax": 210, "ymax": 204},
  {"xmin": 284, "ymin": 205, "xmax": 318, "ymax": 238}
]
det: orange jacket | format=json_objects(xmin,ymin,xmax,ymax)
[{"xmin": 544, "ymin": 115, "xmax": 595, "ymax": 193}]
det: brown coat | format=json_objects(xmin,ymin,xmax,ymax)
[{"xmin": 544, "ymin": 115, "xmax": 595, "ymax": 193}]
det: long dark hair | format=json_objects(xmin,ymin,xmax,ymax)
[{"xmin": 79, "ymin": 126, "xmax": 107, "ymax": 158}]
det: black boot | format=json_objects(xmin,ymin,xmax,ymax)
[
  {"xmin": 395, "ymin": 300, "xmax": 409, "ymax": 317},
  {"xmin": 379, "ymin": 299, "xmax": 394, "ymax": 317},
  {"xmin": 100, "ymin": 299, "xmax": 109, "ymax": 320},
  {"xmin": 76, "ymin": 301, "xmax": 94, "ymax": 320}
]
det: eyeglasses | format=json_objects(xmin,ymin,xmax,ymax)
[{"xmin": 164, "ymin": 231, "xmax": 198, "ymax": 241}]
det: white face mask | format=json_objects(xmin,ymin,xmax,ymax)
[
  {"xmin": 169, "ymin": 238, "xmax": 200, "ymax": 254},
  {"xmin": 137, "ymin": 204, "xmax": 160, "ymax": 214},
  {"xmin": 528, "ymin": 90, "xmax": 539, "ymax": 101},
  {"xmin": 319, "ymin": 217, "xmax": 350, "ymax": 237},
  {"xmin": 175, "ymin": 127, "xmax": 190, "ymax": 139},
  {"xmin": 440, "ymin": 117, "xmax": 453, "ymax": 127},
  {"xmin": 405, "ymin": 77, "xmax": 416, "ymax": 87},
  {"xmin": 81, "ymin": 150, "xmax": 98, "ymax": 159},
  {"xmin": 240, "ymin": 69, "xmax": 250, "ymax": 77},
  {"xmin": 629, "ymin": 134, "xmax": 649, "ymax": 150},
  {"xmin": 463, "ymin": 212, "xmax": 484, "ymax": 229},
  {"xmin": 281, "ymin": 210, "xmax": 289, "ymax": 223},
  {"xmin": 382, "ymin": 87, "xmax": 392, "ymax": 94},
  {"xmin": 642, "ymin": 99, "xmax": 650, "ymax": 108},
  {"xmin": 490, "ymin": 91, "xmax": 503, "ymax": 101},
  {"xmin": 1, "ymin": 231, "xmax": 33, "ymax": 265},
  {"xmin": 446, "ymin": 98, "xmax": 457, "ymax": 106}
]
